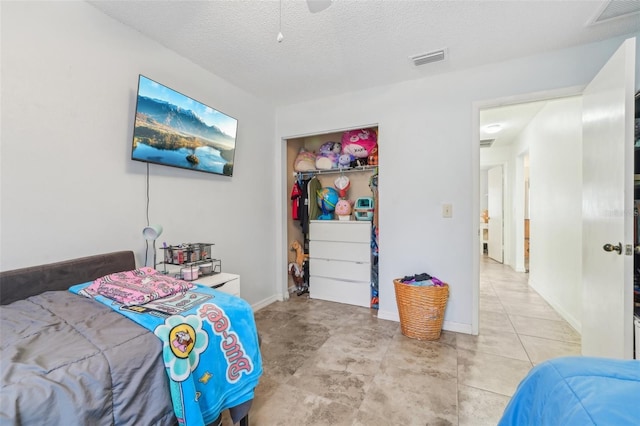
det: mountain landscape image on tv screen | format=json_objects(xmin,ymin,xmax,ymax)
[{"xmin": 131, "ymin": 75, "xmax": 238, "ymax": 176}]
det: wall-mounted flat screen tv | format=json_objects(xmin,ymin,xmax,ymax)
[{"xmin": 131, "ymin": 75, "xmax": 238, "ymax": 176}]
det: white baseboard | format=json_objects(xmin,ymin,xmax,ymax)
[
  {"xmin": 442, "ymin": 320, "xmax": 473, "ymax": 334},
  {"xmin": 251, "ymin": 294, "xmax": 280, "ymax": 312},
  {"xmin": 376, "ymin": 309, "xmax": 399, "ymax": 322},
  {"xmin": 528, "ymin": 279, "xmax": 581, "ymax": 333}
]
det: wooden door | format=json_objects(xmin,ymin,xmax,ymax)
[{"xmin": 581, "ymin": 37, "xmax": 636, "ymax": 359}]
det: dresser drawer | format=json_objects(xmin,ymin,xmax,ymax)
[
  {"xmin": 309, "ymin": 258, "xmax": 370, "ymax": 281},
  {"xmin": 196, "ymin": 273, "xmax": 241, "ymax": 297},
  {"xmin": 309, "ymin": 240, "xmax": 370, "ymax": 263},
  {"xmin": 310, "ymin": 276, "xmax": 370, "ymax": 308},
  {"xmin": 309, "ymin": 221, "xmax": 370, "ymax": 243}
]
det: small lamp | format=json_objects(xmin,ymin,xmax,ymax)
[
  {"xmin": 142, "ymin": 224, "xmax": 163, "ymax": 267},
  {"xmin": 142, "ymin": 224, "xmax": 163, "ymax": 241}
]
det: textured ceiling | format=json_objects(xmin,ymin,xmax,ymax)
[{"xmin": 89, "ymin": 0, "xmax": 640, "ymax": 107}]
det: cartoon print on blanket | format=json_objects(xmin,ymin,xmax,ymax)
[{"xmin": 70, "ymin": 280, "xmax": 262, "ymax": 426}]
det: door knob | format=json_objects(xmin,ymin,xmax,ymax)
[{"xmin": 603, "ymin": 242, "xmax": 622, "ymax": 255}]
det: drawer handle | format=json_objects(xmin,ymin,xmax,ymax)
[{"xmin": 212, "ymin": 281, "xmax": 229, "ymax": 289}]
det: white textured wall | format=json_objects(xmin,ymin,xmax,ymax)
[
  {"xmin": 275, "ymin": 34, "xmax": 638, "ymax": 333},
  {"xmin": 526, "ymin": 97, "xmax": 584, "ymax": 330},
  {"xmin": 0, "ymin": 2, "xmax": 277, "ymax": 308}
]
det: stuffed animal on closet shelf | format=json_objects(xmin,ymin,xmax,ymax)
[
  {"xmin": 341, "ymin": 128, "xmax": 377, "ymax": 162},
  {"xmin": 338, "ymin": 153, "xmax": 354, "ymax": 168},
  {"xmin": 315, "ymin": 141, "xmax": 341, "ymax": 170},
  {"xmin": 367, "ymin": 144, "xmax": 378, "ymax": 166},
  {"xmin": 294, "ymin": 148, "xmax": 316, "ymax": 172}
]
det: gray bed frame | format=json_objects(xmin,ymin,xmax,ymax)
[
  {"xmin": 0, "ymin": 250, "xmax": 251, "ymax": 426},
  {"xmin": 0, "ymin": 251, "xmax": 136, "ymax": 305}
]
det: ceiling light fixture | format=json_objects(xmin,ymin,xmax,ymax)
[
  {"xmin": 484, "ymin": 124, "xmax": 503, "ymax": 134},
  {"xmin": 277, "ymin": 0, "xmax": 284, "ymax": 43}
]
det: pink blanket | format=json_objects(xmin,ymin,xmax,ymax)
[{"xmin": 84, "ymin": 267, "xmax": 193, "ymax": 306}]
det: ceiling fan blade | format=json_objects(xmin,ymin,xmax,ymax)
[{"xmin": 307, "ymin": 0, "xmax": 332, "ymax": 13}]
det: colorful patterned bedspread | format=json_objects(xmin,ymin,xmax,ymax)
[{"xmin": 69, "ymin": 282, "xmax": 262, "ymax": 426}]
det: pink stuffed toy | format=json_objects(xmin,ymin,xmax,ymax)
[
  {"xmin": 335, "ymin": 199, "xmax": 353, "ymax": 219},
  {"xmin": 294, "ymin": 148, "xmax": 316, "ymax": 171},
  {"xmin": 341, "ymin": 129, "xmax": 377, "ymax": 159}
]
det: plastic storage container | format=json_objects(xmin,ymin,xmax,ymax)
[{"xmin": 354, "ymin": 197, "xmax": 374, "ymax": 221}]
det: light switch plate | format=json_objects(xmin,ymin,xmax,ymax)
[{"xmin": 442, "ymin": 204, "xmax": 452, "ymax": 218}]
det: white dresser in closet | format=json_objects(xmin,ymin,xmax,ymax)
[{"xmin": 308, "ymin": 220, "xmax": 371, "ymax": 308}]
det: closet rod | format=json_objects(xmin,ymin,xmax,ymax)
[{"xmin": 293, "ymin": 165, "xmax": 378, "ymax": 179}]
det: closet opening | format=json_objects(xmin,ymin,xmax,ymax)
[{"xmin": 284, "ymin": 126, "xmax": 379, "ymax": 310}]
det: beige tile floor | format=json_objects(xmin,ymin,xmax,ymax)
[{"xmin": 228, "ymin": 256, "xmax": 581, "ymax": 425}]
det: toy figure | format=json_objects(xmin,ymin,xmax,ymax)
[
  {"xmin": 338, "ymin": 153, "xmax": 354, "ymax": 168},
  {"xmin": 288, "ymin": 240, "xmax": 308, "ymax": 295}
]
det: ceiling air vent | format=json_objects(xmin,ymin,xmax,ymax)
[
  {"xmin": 410, "ymin": 49, "xmax": 446, "ymax": 66},
  {"xmin": 480, "ymin": 139, "xmax": 495, "ymax": 148},
  {"xmin": 589, "ymin": 0, "xmax": 640, "ymax": 24}
]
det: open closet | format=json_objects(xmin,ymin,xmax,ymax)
[{"xmin": 285, "ymin": 126, "xmax": 379, "ymax": 309}]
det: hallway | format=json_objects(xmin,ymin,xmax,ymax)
[{"xmin": 478, "ymin": 255, "xmax": 581, "ymax": 366}]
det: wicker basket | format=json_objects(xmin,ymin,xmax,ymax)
[{"xmin": 394, "ymin": 279, "xmax": 449, "ymax": 341}]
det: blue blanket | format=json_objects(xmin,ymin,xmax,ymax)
[
  {"xmin": 499, "ymin": 356, "xmax": 640, "ymax": 425},
  {"xmin": 69, "ymin": 282, "xmax": 262, "ymax": 426}
]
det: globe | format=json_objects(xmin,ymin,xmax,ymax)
[{"xmin": 317, "ymin": 187, "xmax": 339, "ymax": 213}]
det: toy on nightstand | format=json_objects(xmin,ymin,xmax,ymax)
[{"xmin": 288, "ymin": 240, "xmax": 308, "ymax": 296}]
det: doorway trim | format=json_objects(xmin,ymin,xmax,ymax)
[
  {"xmin": 514, "ymin": 150, "xmax": 530, "ymax": 273},
  {"xmin": 471, "ymin": 85, "xmax": 585, "ymax": 336}
]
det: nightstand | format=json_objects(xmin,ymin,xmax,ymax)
[{"xmin": 195, "ymin": 272, "xmax": 241, "ymax": 298}]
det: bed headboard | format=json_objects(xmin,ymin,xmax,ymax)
[{"xmin": 0, "ymin": 251, "xmax": 136, "ymax": 305}]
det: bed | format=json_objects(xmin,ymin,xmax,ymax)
[
  {"xmin": 498, "ymin": 356, "xmax": 640, "ymax": 425},
  {"xmin": 0, "ymin": 251, "xmax": 261, "ymax": 426}
]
